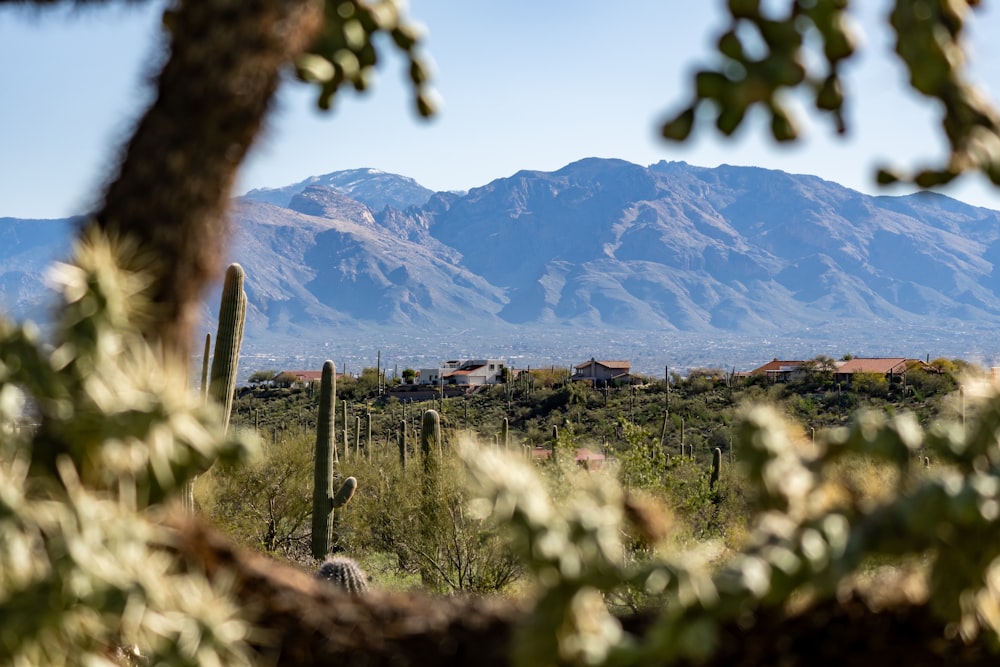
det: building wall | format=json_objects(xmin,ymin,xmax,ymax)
[{"xmin": 418, "ymin": 359, "xmax": 506, "ymax": 386}]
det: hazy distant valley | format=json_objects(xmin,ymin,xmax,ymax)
[{"xmin": 4, "ymin": 159, "xmax": 1000, "ymax": 378}]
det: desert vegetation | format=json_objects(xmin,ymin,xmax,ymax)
[{"xmin": 201, "ymin": 357, "xmax": 972, "ymax": 592}]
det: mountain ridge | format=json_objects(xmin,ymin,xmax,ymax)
[{"xmin": 3, "ymin": 159, "xmax": 1000, "ymax": 372}]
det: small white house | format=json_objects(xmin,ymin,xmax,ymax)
[{"xmin": 418, "ymin": 359, "xmax": 506, "ymax": 386}]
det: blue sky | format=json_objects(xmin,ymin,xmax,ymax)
[{"xmin": 3, "ymin": 1, "xmax": 1000, "ymax": 219}]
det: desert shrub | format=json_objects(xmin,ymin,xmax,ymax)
[
  {"xmin": 337, "ymin": 441, "xmax": 523, "ymax": 593},
  {"xmin": 907, "ymin": 367, "xmax": 956, "ymax": 397},
  {"xmin": 684, "ymin": 368, "xmax": 726, "ymax": 395},
  {"xmin": 273, "ymin": 371, "xmax": 299, "ymax": 387},
  {"xmin": 200, "ymin": 426, "xmax": 315, "ymax": 563},
  {"xmin": 851, "ymin": 371, "xmax": 890, "ymax": 397}
]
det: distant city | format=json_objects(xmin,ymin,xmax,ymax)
[{"xmin": 234, "ymin": 322, "xmax": 1000, "ymax": 384}]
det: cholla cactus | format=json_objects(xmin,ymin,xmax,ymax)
[
  {"xmin": 0, "ymin": 229, "xmax": 257, "ymax": 665},
  {"xmin": 461, "ymin": 388, "xmax": 1000, "ymax": 665},
  {"xmin": 315, "ymin": 556, "xmax": 369, "ymax": 594}
]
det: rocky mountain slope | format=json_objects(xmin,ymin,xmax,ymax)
[{"xmin": 3, "ymin": 159, "xmax": 999, "ymax": 350}]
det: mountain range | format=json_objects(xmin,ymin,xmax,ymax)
[{"xmin": 3, "ymin": 158, "xmax": 1000, "ymax": 372}]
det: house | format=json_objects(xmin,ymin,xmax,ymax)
[
  {"xmin": 276, "ymin": 370, "xmax": 324, "ymax": 384},
  {"xmin": 748, "ymin": 359, "xmax": 808, "ymax": 383},
  {"xmin": 832, "ymin": 358, "xmax": 924, "ymax": 386},
  {"xmin": 569, "ymin": 358, "xmax": 632, "ymax": 386},
  {"xmin": 272, "ymin": 369, "xmax": 349, "ymax": 386},
  {"xmin": 417, "ymin": 359, "xmax": 507, "ymax": 387}
]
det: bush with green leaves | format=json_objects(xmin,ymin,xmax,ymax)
[
  {"xmin": 852, "ymin": 371, "xmax": 891, "ymax": 398},
  {"xmin": 203, "ymin": 425, "xmax": 315, "ymax": 562}
]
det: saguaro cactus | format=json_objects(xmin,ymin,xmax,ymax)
[
  {"xmin": 200, "ymin": 332, "xmax": 211, "ymax": 403},
  {"xmin": 311, "ymin": 360, "xmax": 337, "ymax": 559},
  {"xmin": 711, "ymin": 447, "xmax": 722, "ymax": 489},
  {"xmin": 421, "ymin": 408, "xmax": 442, "ymax": 458},
  {"xmin": 501, "ymin": 417, "xmax": 509, "ymax": 450},
  {"xmin": 208, "ymin": 263, "xmax": 247, "ymax": 431},
  {"xmin": 343, "ymin": 399, "xmax": 349, "ymax": 460},
  {"xmin": 355, "ymin": 415, "xmax": 361, "ymax": 459},
  {"xmin": 419, "ymin": 409, "xmax": 443, "ymax": 586},
  {"xmin": 397, "ymin": 419, "xmax": 408, "ymax": 469},
  {"xmin": 366, "ymin": 412, "xmax": 372, "ymax": 461}
]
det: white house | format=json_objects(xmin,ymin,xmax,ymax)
[{"xmin": 418, "ymin": 359, "xmax": 506, "ymax": 386}]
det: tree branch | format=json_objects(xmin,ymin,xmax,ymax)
[
  {"xmin": 169, "ymin": 516, "xmax": 998, "ymax": 667},
  {"xmin": 87, "ymin": 0, "xmax": 323, "ymax": 361}
]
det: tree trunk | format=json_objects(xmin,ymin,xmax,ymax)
[
  {"xmin": 170, "ymin": 517, "xmax": 995, "ymax": 667},
  {"xmin": 86, "ymin": 0, "xmax": 323, "ymax": 363}
]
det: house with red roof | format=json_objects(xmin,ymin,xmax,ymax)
[
  {"xmin": 833, "ymin": 358, "xmax": 924, "ymax": 386},
  {"xmin": 280, "ymin": 370, "xmax": 324, "ymax": 383},
  {"xmin": 748, "ymin": 359, "xmax": 808, "ymax": 383}
]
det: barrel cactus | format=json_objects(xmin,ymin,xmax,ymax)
[{"xmin": 315, "ymin": 556, "xmax": 368, "ymax": 594}]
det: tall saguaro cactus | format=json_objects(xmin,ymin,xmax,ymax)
[
  {"xmin": 355, "ymin": 416, "xmax": 361, "ymax": 459},
  {"xmin": 208, "ymin": 263, "xmax": 247, "ymax": 431},
  {"xmin": 421, "ymin": 409, "xmax": 441, "ymax": 459},
  {"xmin": 711, "ymin": 447, "xmax": 723, "ymax": 489},
  {"xmin": 200, "ymin": 332, "xmax": 211, "ymax": 403},
  {"xmin": 397, "ymin": 419, "xmax": 408, "ymax": 469},
  {"xmin": 551, "ymin": 424, "xmax": 559, "ymax": 464},
  {"xmin": 419, "ymin": 409, "xmax": 443, "ymax": 586},
  {"xmin": 342, "ymin": 399, "xmax": 348, "ymax": 459},
  {"xmin": 366, "ymin": 412, "xmax": 373, "ymax": 461},
  {"xmin": 501, "ymin": 417, "xmax": 509, "ymax": 450},
  {"xmin": 311, "ymin": 360, "xmax": 337, "ymax": 560}
]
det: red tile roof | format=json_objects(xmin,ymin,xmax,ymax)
[
  {"xmin": 281, "ymin": 370, "xmax": 324, "ymax": 381},
  {"xmin": 574, "ymin": 360, "xmax": 631, "ymax": 370},
  {"xmin": 750, "ymin": 359, "xmax": 806, "ymax": 374},
  {"xmin": 446, "ymin": 365, "xmax": 485, "ymax": 376},
  {"xmin": 836, "ymin": 358, "xmax": 909, "ymax": 374}
]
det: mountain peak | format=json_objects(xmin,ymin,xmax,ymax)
[
  {"xmin": 287, "ymin": 185, "xmax": 375, "ymax": 224},
  {"xmin": 242, "ymin": 168, "xmax": 434, "ymax": 212}
]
